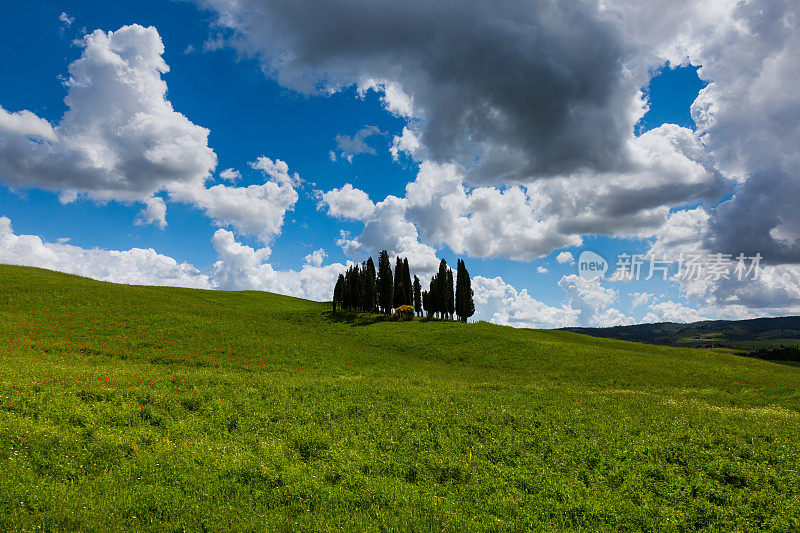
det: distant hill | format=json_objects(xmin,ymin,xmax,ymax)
[{"xmin": 564, "ymin": 316, "xmax": 800, "ymax": 351}]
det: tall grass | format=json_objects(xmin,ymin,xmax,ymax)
[{"xmin": 0, "ymin": 265, "xmax": 798, "ymax": 531}]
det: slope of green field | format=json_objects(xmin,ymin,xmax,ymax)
[{"xmin": 1, "ymin": 265, "xmax": 799, "ymax": 531}]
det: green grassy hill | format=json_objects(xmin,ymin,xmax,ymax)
[{"xmin": 1, "ymin": 265, "xmax": 799, "ymax": 531}]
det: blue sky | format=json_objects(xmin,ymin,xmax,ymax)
[
  {"xmin": 0, "ymin": 0, "xmax": 409, "ymax": 269},
  {"xmin": 1, "ymin": 1, "xmax": 797, "ymax": 327}
]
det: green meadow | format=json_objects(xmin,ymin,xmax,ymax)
[{"xmin": 0, "ymin": 265, "xmax": 798, "ymax": 531}]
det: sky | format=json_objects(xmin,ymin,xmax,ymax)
[{"xmin": 1, "ymin": 0, "xmax": 799, "ymax": 328}]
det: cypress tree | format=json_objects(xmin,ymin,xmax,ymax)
[
  {"xmin": 364, "ymin": 257, "xmax": 377, "ymax": 313},
  {"xmin": 446, "ymin": 268, "xmax": 455, "ymax": 320},
  {"xmin": 455, "ymin": 259, "xmax": 464, "ymax": 321},
  {"xmin": 377, "ymin": 250, "xmax": 393, "ymax": 314},
  {"xmin": 344, "ymin": 266, "xmax": 351, "ymax": 310},
  {"xmin": 355, "ymin": 263, "xmax": 362, "ymax": 311},
  {"xmin": 347, "ymin": 266, "xmax": 361, "ymax": 311},
  {"xmin": 436, "ymin": 259, "xmax": 448, "ymax": 319},
  {"xmin": 341, "ymin": 267, "xmax": 351, "ymax": 310},
  {"xmin": 428, "ymin": 276, "xmax": 436, "ymax": 318},
  {"xmin": 463, "ymin": 262, "xmax": 475, "ymax": 322},
  {"xmin": 358, "ymin": 262, "xmax": 367, "ymax": 311},
  {"xmin": 354, "ymin": 265, "xmax": 361, "ymax": 310},
  {"xmin": 393, "ymin": 256, "xmax": 405, "ymax": 307},
  {"xmin": 429, "ymin": 274, "xmax": 441, "ymax": 319},
  {"xmin": 333, "ymin": 273, "xmax": 344, "ymax": 312},
  {"xmin": 413, "ymin": 275, "xmax": 422, "ymax": 317},
  {"xmin": 422, "ymin": 290, "xmax": 431, "ymax": 318},
  {"xmin": 455, "ymin": 259, "xmax": 475, "ymax": 322},
  {"xmin": 402, "ymin": 258, "xmax": 413, "ymax": 307}
]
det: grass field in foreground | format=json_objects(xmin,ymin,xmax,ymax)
[{"xmin": 0, "ymin": 265, "xmax": 799, "ymax": 531}]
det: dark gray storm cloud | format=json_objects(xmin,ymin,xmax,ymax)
[
  {"xmin": 200, "ymin": 0, "xmax": 800, "ymax": 277},
  {"xmin": 199, "ymin": 0, "xmax": 636, "ymax": 183},
  {"xmin": 709, "ymin": 169, "xmax": 800, "ymax": 263}
]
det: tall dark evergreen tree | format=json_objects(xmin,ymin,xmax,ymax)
[
  {"xmin": 455, "ymin": 259, "xmax": 464, "ymax": 321},
  {"xmin": 454, "ymin": 259, "xmax": 475, "ymax": 322},
  {"xmin": 333, "ymin": 274, "xmax": 345, "ymax": 312},
  {"xmin": 402, "ymin": 258, "xmax": 413, "ymax": 307},
  {"xmin": 413, "ymin": 275, "xmax": 422, "ymax": 317},
  {"xmin": 435, "ymin": 259, "xmax": 448, "ymax": 319},
  {"xmin": 377, "ymin": 250, "xmax": 393, "ymax": 314},
  {"xmin": 464, "ymin": 288, "xmax": 475, "ymax": 322},
  {"xmin": 393, "ymin": 256, "xmax": 405, "ymax": 307},
  {"xmin": 347, "ymin": 266, "xmax": 361, "ymax": 311},
  {"xmin": 455, "ymin": 259, "xmax": 475, "ymax": 322},
  {"xmin": 428, "ymin": 277, "xmax": 437, "ymax": 318},
  {"xmin": 341, "ymin": 268, "xmax": 351, "ymax": 310},
  {"xmin": 358, "ymin": 261, "xmax": 368, "ymax": 311},
  {"xmin": 422, "ymin": 290, "xmax": 432, "ymax": 318},
  {"xmin": 429, "ymin": 275, "xmax": 444, "ymax": 319},
  {"xmin": 364, "ymin": 257, "xmax": 377, "ymax": 313},
  {"xmin": 446, "ymin": 268, "xmax": 455, "ymax": 320}
]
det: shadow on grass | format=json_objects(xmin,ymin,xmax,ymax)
[
  {"xmin": 764, "ymin": 359, "xmax": 800, "ymax": 368},
  {"xmin": 325, "ymin": 311, "xmax": 437, "ymax": 327}
]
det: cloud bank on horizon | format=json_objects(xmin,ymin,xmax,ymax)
[{"xmin": 1, "ymin": 0, "xmax": 799, "ymax": 327}]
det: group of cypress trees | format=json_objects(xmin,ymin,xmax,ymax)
[
  {"xmin": 421, "ymin": 258, "xmax": 474, "ymax": 322},
  {"xmin": 332, "ymin": 250, "xmax": 474, "ymax": 322},
  {"xmin": 332, "ymin": 257, "xmax": 378, "ymax": 313}
]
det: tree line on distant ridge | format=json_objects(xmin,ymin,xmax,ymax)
[{"xmin": 332, "ymin": 250, "xmax": 475, "ymax": 322}]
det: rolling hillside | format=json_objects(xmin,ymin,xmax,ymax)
[{"xmin": 0, "ymin": 265, "xmax": 799, "ymax": 530}]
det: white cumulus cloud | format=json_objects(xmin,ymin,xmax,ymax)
[
  {"xmin": 210, "ymin": 229, "xmax": 345, "ymax": 300},
  {"xmin": 0, "ymin": 216, "xmax": 211, "ymax": 288},
  {"xmin": 0, "ymin": 216, "xmax": 346, "ymax": 302},
  {"xmin": 169, "ymin": 157, "xmax": 299, "ymax": 243},
  {"xmin": 556, "ymin": 252, "xmax": 574, "ymax": 265},
  {"xmin": 0, "ymin": 25, "xmax": 217, "ymax": 202}
]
